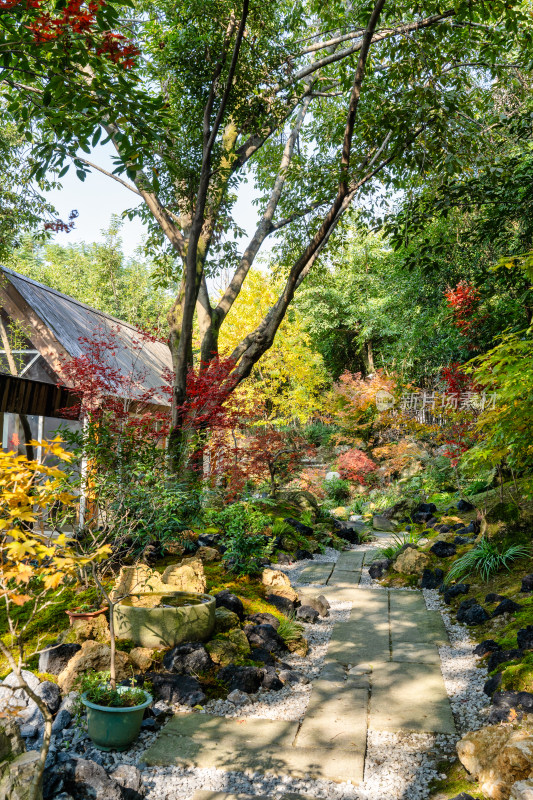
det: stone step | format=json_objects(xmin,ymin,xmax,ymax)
[{"xmin": 193, "ymin": 793, "xmax": 314, "ymax": 800}]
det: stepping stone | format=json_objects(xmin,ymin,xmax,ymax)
[
  {"xmin": 389, "ymin": 591, "xmax": 428, "ymax": 616},
  {"xmin": 193, "ymin": 794, "xmax": 314, "ymax": 800},
  {"xmin": 369, "ymin": 661, "xmax": 455, "ymax": 734},
  {"xmin": 391, "ymin": 642, "xmax": 441, "ymax": 664},
  {"xmin": 295, "ymin": 679, "xmax": 368, "ymax": 752},
  {"xmin": 334, "ymin": 551, "xmax": 365, "ymax": 571},
  {"xmin": 390, "ymin": 611, "xmax": 448, "ymax": 647},
  {"xmin": 297, "ymin": 562, "xmax": 335, "ymax": 585},
  {"xmin": 327, "ymin": 615, "xmax": 390, "ymax": 664},
  {"xmin": 327, "ymin": 569, "xmax": 360, "ymax": 585}
]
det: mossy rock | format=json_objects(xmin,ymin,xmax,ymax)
[
  {"xmin": 486, "ymin": 501, "xmax": 521, "ymax": 524},
  {"xmin": 500, "ymin": 652, "xmax": 533, "ymax": 693}
]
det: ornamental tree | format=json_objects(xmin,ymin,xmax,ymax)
[{"xmin": 2, "ymin": 0, "xmax": 532, "ymax": 468}]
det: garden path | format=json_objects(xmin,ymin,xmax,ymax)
[{"xmin": 142, "ymin": 536, "xmax": 455, "ymax": 793}]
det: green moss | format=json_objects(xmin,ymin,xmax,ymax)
[
  {"xmin": 429, "ymin": 758, "xmax": 484, "ymax": 799},
  {"xmin": 499, "ymin": 653, "xmax": 533, "ymax": 692}
]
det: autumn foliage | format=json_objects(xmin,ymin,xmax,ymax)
[
  {"xmin": 444, "ymin": 280, "xmax": 483, "ymax": 337},
  {"xmin": 329, "ymin": 370, "xmax": 397, "ymax": 443},
  {"xmin": 337, "ymin": 448, "xmax": 377, "ymax": 485}
]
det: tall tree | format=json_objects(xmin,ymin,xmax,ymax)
[{"xmin": 2, "ymin": 0, "xmax": 531, "ymax": 465}]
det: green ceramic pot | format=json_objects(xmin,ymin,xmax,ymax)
[{"xmin": 81, "ymin": 688, "xmax": 152, "ymax": 751}]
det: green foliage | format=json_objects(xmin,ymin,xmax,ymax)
[
  {"xmin": 446, "ymin": 538, "xmax": 530, "ymax": 584},
  {"xmin": 221, "ymin": 530, "xmax": 274, "ymax": 576},
  {"xmin": 325, "ymin": 477, "xmax": 351, "ymax": 502},
  {"xmin": 77, "ymin": 671, "xmax": 148, "ymax": 708},
  {"xmin": 302, "ymin": 421, "xmax": 336, "ymax": 447},
  {"xmin": 276, "ymin": 616, "xmax": 304, "ymax": 646},
  {"xmin": 205, "ymin": 503, "xmax": 271, "ymax": 538},
  {"xmin": 271, "ymin": 519, "xmax": 293, "ymax": 538}
]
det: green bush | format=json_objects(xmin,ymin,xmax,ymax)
[
  {"xmin": 377, "ymin": 530, "xmax": 422, "ymax": 560},
  {"xmin": 325, "ymin": 477, "xmax": 351, "ymax": 502},
  {"xmin": 277, "ymin": 616, "xmax": 304, "ymax": 645},
  {"xmin": 205, "ymin": 502, "xmax": 271, "ymax": 537},
  {"xmin": 302, "ymin": 421, "xmax": 336, "ymax": 447},
  {"xmin": 445, "ymin": 538, "xmax": 530, "ymax": 584},
  {"xmin": 221, "ymin": 530, "xmax": 274, "ymax": 575}
]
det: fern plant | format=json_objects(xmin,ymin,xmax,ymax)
[
  {"xmin": 376, "ymin": 529, "xmax": 421, "ymax": 560},
  {"xmin": 445, "ymin": 538, "xmax": 530, "ymax": 584}
]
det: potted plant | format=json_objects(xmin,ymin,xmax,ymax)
[
  {"xmin": 66, "ymin": 601, "xmax": 108, "ymax": 623},
  {"xmin": 79, "ymin": 672, "xmax": 152, "ymax": 751}
]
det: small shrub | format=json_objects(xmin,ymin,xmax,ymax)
[
  {"xmin": 325, "ymin": 477, "xmax": 351, "ymax": 502},
  {"xmin": 377, "ymin": 530, "xmax": 421, "ymax": 560},
  {"xmin": 337, "ymin": 448, "xmax": 377, "ymax": 485},
  {"xmin": 221, "ymin": 530, "xmax": 274, "ymax": 575},
  {"xmin": 277, "ymin": 616, "xmax": 304, "ymax": 645},
  {"xmin": 271, "ymin": 519, "xmax": 293, "ymax": 537},
  {"xmin": 205, "ymin": 502, "xmax": 271, "ymax": 537},
  {"xmin": 445, "ymin": 538, "xmax": 530, "ymax": 584},
  {"xmin": 303, "ymin": 421, "xmax": 336, "ymax": 447}
]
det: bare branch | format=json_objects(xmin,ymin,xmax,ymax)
[{"xmin": 75, "ymin": 157, "xmax": 141, "ymax": 196}]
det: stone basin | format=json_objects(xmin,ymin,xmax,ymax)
[{"xmin": 114, "ymin": 591, "xmax": 216, "ymax": 648}]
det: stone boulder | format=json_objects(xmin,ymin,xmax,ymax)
[
  {"xmin": 372, "ymin": 515, "xmax": 397, "ymax": 532},
  {"xmin": 487, "ymin": 650, "xmax": 523, "ymax": 672},
  {"xmin": 261, "ymin": 666, "xmax": 283, "ymax": 691},
  {"xmin": 61, "ymin": 756, "xmax": 142, "ymax": 800},
  {"xmin": 206, "ymin": 629, "xmax": 251, "ymax": 666},
  {"xmin": 456, "ymin": 600, "xmax": 490, "ymax": 626},
  {"xmin": 393, "ymin": 548, "xmax": 430, "ymax": 576},
  {"xmin": 284, "ymin": 517, "xmax": 314, "ymax": 537},
  {"xmin": 493, "ymin": 599, "xmax": 522, "ymax": 618},
  {"xmin": 35, "ymin": 681, "xmax": 61, "ymax": 714},
  {"xmin": 443, "ymin": 584, "xmax": 470, "ymax": 604},
  {"xmin": 246, "ymin": 612, "xmax": 280, "ymax": 628},
  {"xmin": 129, "ymin": 647, "xmax": 155, "ymax": 672},
  {"xmin": 296, "ymin": 605, "xmax": 319, "ymax": 623},
  {"xmin": 520, "ymin": 575, "xmax": 533, "ymax": 594},
  {"xmin": 214, "ymin": 590, "xmax": 244, "ymax": 620},
  {"xmin": 196, "ymin": 546, "xmax": 221, "ymax": 563},
  {"xmin": 219, "ymin": 665, "xmax": 263, "ymax": 694},
  {"xmin": 148, "ymin": 672, "xmax": 206, "ymax": 706},
  {"xmin": 58, "ymin": 641, "xmax": 131, "ymax": 693},
  {"xmin": 266, "ymin": 593, "xmax": 297, "ymax": 615},
  {"xmin": 163, "ymin": 642, "xmax": 212, "ymax": 674},
  {"xmin": 162, "ymin": 557, "xmax": 206, "ymax": 594},
  {"xmin": 285, "ymin": 634, "xmax": 309, "ymax": 657},
  {"xmin": 0, "ymin": 749, "xmax": 43, "ymax": 800},
  {"xmin": 38, "ymin": 642, "xmax": 81, "ymax": 675},
  {"xmin": 420, "ymin": 568, "xmax": 445, "ymax": 589},
  {"xmin": 214, "ymin": 607, "xmax": 241, "ymax": 633},
  {"xmin": 109, "ymin": 764, "xmax": 143, "ymax": 794},
  {"xmin": 69, "ymin": 614, "xmax": 110, "ymax": 643},
  {"xmin": 518, "ymin": 626, "xmax": 533, "ymax": 651},
  {"xmin": 369, "ymin": 559, "xmax": 391, "ymax": 580},
  {"xmin": 0, "ymin": 671, "xmax": 44, "ymax": 738},
  {"xmin": 245, "ymin": 623, "xmax": 286, "ymax": 655},
  {"xmin": 430, "ymin": 540, "xmax": 457, "ymax": 558},
  {"xmin": 262, "ymin": 569, "xmax": 298, "ymax": 603},
  {"xmin": 457, "ymin": 723, "xmax": 533, "ymax": 800},
  {"xmin": 304, "ymin": 595, "xmax": 330, "ymax": 617},
  {"xmin": 474, "ymin": 640, "xmax": 501, "ymax": 657},
  {"xmin": 111, "ymin": 564, "xmax": 166, "ymax": 603}
]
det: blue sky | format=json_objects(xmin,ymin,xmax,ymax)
[{"xmin": 44, "ymin": 142, "xmax": 262, "ymax": 259}]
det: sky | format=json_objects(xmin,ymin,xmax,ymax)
[{"xmin": 43, "ymin": 142, "xmax": 263, "ymax": 259}]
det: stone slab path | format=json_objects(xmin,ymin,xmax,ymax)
[{"xmin": 142, "ymin": 544, "xmax": 455, "ymax": 785}]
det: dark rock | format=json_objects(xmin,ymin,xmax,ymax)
[
  {"xmin": 485, "ymin": 593, "xmax": 505, "ymax": 604},
  {"xmin": 488, "ymin": 690, "xmax": 533, "ymax": 723},
  {"xmin": 421, "ymin": 568, "xmax": 444, "ymax": 590},
  {"xmin": 430, "ymin": 540, "xmax": 457, "ymax": 558},
  {"xmin": 295, "ymin": 549, "xmax": 313, "ymax": 561},
  {"xmin": 140, "ymin": 717, "xmax": 158, "ymax": 731},
  {"xmin": 425, "ymin": 517, "xmax": 438, "ymax": 528},
  {"xmin": 305, "ymin": 594, "xmax": 330, "ymax": 617},
  {"xmin": 219, "ymin": 665, "xmax": 263, "ymax": 694},
  {"xmin": 278, "ymin": 669, "xmax": 309, "ymax": 685},
  {"xmin": 296, "ymin": 605, "xmax": 319, "ymax": 624},
  {"xmin": 473, "ymin": 640, "xmax": 501, "ymax": 657},
  {"xmin": 452, "ymin": 522, "xmax": 466, "ymax": 531},
  {"xmin": 456, "ymin": 600, "xmax": 490, "ymax": 625},
  {"xmin": 141, "ymin": 542, "xmax": 161, "ymax": 565},
  {"xmin": 61, "ymin": 757, "xmax": 138, "ymax": 800},
  {"xmin": 35, "ymin": 681, "xmax": 61, "ymax": 714},
  {"xmin": 249, "ymin": 647, "xmax": 277, "ymax": 665},
  {"xmin": 487, "ymin": 649, "xmax": 523, "ymax": 672},
  {"xmin": 449, "ymin": 794, "xmax": 475, "ymax": 800},
  {"xmin": 148, "ymin": 672, "xmax": 206, "ymax": 706},
  {"xmin": 265, "ymin": 593, "xmax": 296, "ymax": 615},
  {"xmin": 110, "ymin": 764, "xmax": 143, "ymax": 794},
  {"xmin": 457, "ymin": 499, "xmax": 474, "ymax": 512},
  {"xmin": 284, "ymin": 517, "xmax": 314, "ymax": 537},
  {"xmin": 244, "ymin": 624, "xmax": 286, "ymax": 655},
  {"xmin": 215, "ymin": 590, "xmax": 244, "ymax": 620},
  {"xmin": 492, "ymin": 598, "xmax": 522, "ymax": 617},
  {"xmin": 38, "ymin": 643, "xmax": 82, "ymax": 676},
  {"xmin": 433, "ymin": 524, "xmax": 452, "ymax": 534},
  {"xmin": 276, "ymin": 553, "xmax": 292, "ymax": 565},
  {"xmin": 483, "ymin": 672, "xmax": 502, "ymax": 696},
  {"xmin": 442, "ymin": 583, "xmax": 470, "ymax": 604},
  {"xmin": 198, "ymin": 533, "xmax": 222, "ymax": 549},
  {"xmin": 454, "ymin": 536, "xmax": 469, "ymax": 545},
  {"xmin": 52, "ymin": 708, "xmax": 72, "ymax": 735},
  {"xmin": 418, "ymin": 503, "xmax": 437, "ymax": 514},
  {"xmin": 369, "ymin": 559, "xmax": 391, "ymax": 580},
  {"xmin": 520, "ymin": 573, "xmax": 533, "ymax": 593},
  {"xmin": 246, "ymin": 613, "xmax": 280, "ymax": 629},
  {"xmin": 163, "ymin": 643, "xmax": 212, "ymax": 674},
  {"xmin": 413, "ymin": 511, "xmax": 434, "ymax": 524},
  {"xmin": 261, "ymin": 666, "xmax": 283, "ymax": 691},
  {"xmin": 518, "ymin": 625, "xmax": 533, "ymax": 650}
]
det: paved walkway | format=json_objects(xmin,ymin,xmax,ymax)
[{"xmin": 142, "ymin": 543, "xmax": 455, "ymax": 786}]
